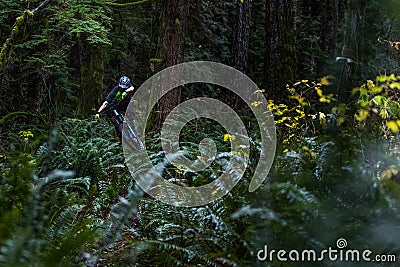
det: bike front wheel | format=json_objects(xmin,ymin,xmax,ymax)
[{"xmin": 122, "ymin": 122, "xmax": 144, "ymax": 151}]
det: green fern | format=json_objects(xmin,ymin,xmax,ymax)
[{"xmin": 0, "ymin": 150, "xmax": 98, "ymax": 266}]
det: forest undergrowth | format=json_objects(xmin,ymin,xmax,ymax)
[{"xmin": 1, "ymin": 75, "xmax": 400, "ymax": 266}]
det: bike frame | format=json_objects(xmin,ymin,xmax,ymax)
[{"xmin": 99, "ymin": 98, "xmax": 144, "ymax": 151}]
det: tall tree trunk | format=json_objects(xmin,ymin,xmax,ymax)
[
  {"xmin": 155, "ymin": 0, "xmax": 187, "ymax": 128},
  {"xmin": 233, "ymin": 0, "xmax": 252, "ymax": 73},
  {"xmin": 226, "ymin": 0, "xmax": 252, "ymax": 108},
  {"xmin": 320, "ymin": 0, "xmax": 339, "ymax": 61},
  {"xmin": 265, "ymin": 0, "xmax": 296, "ymax": 100},
  {"xmin": 336, "ymin": 0, "xmax": 358, "ymax": 101},
  {"xmin": 76, "ymin": 37, "xmax": 104, "ymax": 117}
]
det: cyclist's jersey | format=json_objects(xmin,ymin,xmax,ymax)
[
  {"xmin": 105, "ymin": 84, "xmax": 133, "ymax": 112},
  {"xmin": 105, "ymin": 86, "xmax": 124, "ymax": 103}
]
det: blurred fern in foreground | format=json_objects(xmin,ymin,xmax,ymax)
[{"xmin": 0, "ymin": 150, "xmax": 97, "ymax": 267}]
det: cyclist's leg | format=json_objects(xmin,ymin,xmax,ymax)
[{"xmin": 109, "ymin": 117, "xmax": 123, "ymax": 139}]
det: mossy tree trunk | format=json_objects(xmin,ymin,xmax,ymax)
[
  {"xmin": 154, "ymin": 0, "xmax": 187, "ymax": 129},
  {"xmin": 76, "ymin": 36, "xmax": 104, "ymax": 117}
]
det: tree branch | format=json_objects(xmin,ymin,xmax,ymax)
[
  {"xmin": 0, "ymin": 111, "xmax": 48, "ymax": 127},
  {"xmin": 0, "ymin": 0, "xmax": 53, "ymax": 69},
  {"xmin": 105, "ymin": 0, "xmax": 150, "ymax": 8}
]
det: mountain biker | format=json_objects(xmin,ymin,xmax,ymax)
[
  {"xmin": 94, "ymin": 76, "xmax": 144, "ymax": 150},
  {"xmin": 95, "ymin": 76, "xmax": 135, "ymax": 117}
]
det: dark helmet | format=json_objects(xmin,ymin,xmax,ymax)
[{"xmin": 119, "ymin": 76, "xmax": 131, "ymax": 89}]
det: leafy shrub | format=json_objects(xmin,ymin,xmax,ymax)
[
  {"xmin": 352, "ymin": 74, "xmax": 400, "ymax": 136},
  {"xmin": 36, "ymin": 118, "xmax": 134, "ymax": 212},
  {"xmin": 0, "ymin": 149, "xmax": 97, "ymax": 266}
]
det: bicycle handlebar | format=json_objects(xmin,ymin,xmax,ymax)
[{"xmin": 99, "ymin": 93, "xmax": 132, "ymax": 116}]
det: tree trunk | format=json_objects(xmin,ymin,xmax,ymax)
[
  {"xmin": 336, "ymin": 0, "xmax": 358, "ymax": 100},
  {"xmin": 320, "ymin": 0, "xmax": 339, "ymax": 59},
  {"xmin": 76, "ymin": 37, "xmax": 104, "ymax": 117},
  {"xmin": 265, "ymin": 0, "xmax": 296, "ymax": 100},
  {"xmin": 155, "ymin": 0, "xmax": 187, "ymax": 128},
  {"xmin": 233, "ymin": 0, "xmax": 252, "ymax": 73},
  {"xmin": 225, "ymin": 0, "xmax": 252, "ymax": 108}
]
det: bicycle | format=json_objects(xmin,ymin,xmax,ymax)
[{"xmin": 99, "ymin": 96, "xmax": 144, "ymax": 151}]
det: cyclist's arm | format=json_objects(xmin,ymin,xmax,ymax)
[
  {"xmin": 97, "ymin": 86, "xmax": 119, "ymax": 113},
  {"xmin": 97, "ymin": 101, "xmax": 109, "ymax": 113},
  {"xmin": 106, "ymin": 86, "xmax": 119, "ymax": 102},
  {"xmin": 125, "ymin": 85, "xmax": 135, "ymax": 93}
]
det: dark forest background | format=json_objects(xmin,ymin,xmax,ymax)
[{"xmin": 1, "ymin": 0, "xmax": 400, "ymax": 266}]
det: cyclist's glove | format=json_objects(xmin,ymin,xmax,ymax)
[
  {"xmin": 94, "ymin": 113, "xmax": 100, "ymax": 120},
  {"xmin": 122, "ymin": 92, "xmax": 128, "ymax": 99}
]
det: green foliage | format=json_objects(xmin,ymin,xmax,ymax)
[
  {"xmin": 1, "ymin": 0, "xmax": 400, "ymax": 265},
  {"xmin": 0, "ymin": 116, "xmax": 147, "ymax": 266},
  {"xmin": 350, "ymin": 74, "xmax": 400, "ymax": 135},
  {"xmin": 0, "ymin": 152, "xmax": 32, "ymax": 242},
  {"xmin": 133, "ymin": 199, "xmax": 237, "ymax": 266},
  {"xmin": 267, "ymin": 77, "xmax": 335, "ymax": 145},
  {"xmin": 0, "ymin": 0, "xmax": 113, "ymax": 118},
  {"xmin": 270, "ymin": 139, "xmax": 400, "ymax": 264},
  {"xmin": 36, "ymin": 118, "xmax": 135, "ymax": 212},
  {"xmin": 53, "ymin": 0, "xmax": 112, "ymax": 45},
  {"xmin": 0, "ymin": 149, "xmax": 98, "ymax": 266},
  {"xmin": 1, "ymin": 80, "xmax": 400, "ymax": 266},
  {"xmin": 185, "ymin": 0, "xmax": 236, "ymax": 63}
]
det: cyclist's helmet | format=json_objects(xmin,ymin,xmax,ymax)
[{"xmin": 119, "ymin": 76, "xmax": 131, "ymax": 89}]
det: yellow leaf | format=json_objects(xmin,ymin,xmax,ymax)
[
  {"xmin": 293, "ymin": 82, "xmax": 301, "ymax": 86},
  {"xmin": 315, "ymin": 87, "xmax": 323, "ymax": 97},
  {"xmin": 388, "ymin": 73, "xmax": 397, "ymax": 81},
  {"xmin": 224, "ymin": 134, "xmax": 236, "ymax": 142},
  {"xmin": 224, "ymin": 134, "xmax": 230, "ymax": 142},
  {"xmin": 380, "ymin": 109, "xmax": 389, "ymax": 119},
  {"xmin": 376, "ymin": 75, "xmax": 388, "ymax": 83},
  {"xmin": 370, "ymin": 85, "xmax": 383, "ymax": 94},
  {"xmin": 386, "ymin": 121, "xmax": 399, "ymax": 133},
  {"xmin": 251, "ymin": 101, "xmax": 262, "ymax": 107},
  {"xmin": 381, "ymin": 166, "xmax": 398, "ymax": 180},
  {"xmin": 366, "ymin": 80, "xmax": 375, "ymax": 90},
  {"xmin": 320, "ymin": 76, "xmax": 332, "ymax": 86},
  {"xmin": 337, "ymin": 117, "xmax": 345, "ymax": 126},
  {"xmin": 355, "ymin": 109, "xmax": 369, "ymax": 121},
  {"xmin": 389, "ymin": 82, "xmax": 400, "ymax": 90},
  {"xmin": 319, "ymin": 96, "xmax": 331, "ymax": 103}
]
